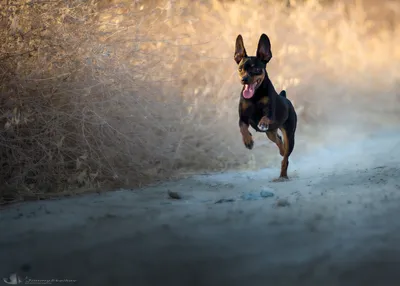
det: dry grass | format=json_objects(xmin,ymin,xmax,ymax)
[{"xmin": 0, "ymin": 0, "xmax": 399, "ymax": 202}]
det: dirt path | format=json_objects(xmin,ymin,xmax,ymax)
[{"xmin": 1, "ymin": 131, "xmax": 400, "ymax": 286}]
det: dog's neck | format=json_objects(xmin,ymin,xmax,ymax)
[{"xmin": 251, "ymin": 72, "xmax": 278, "ymax": 100}]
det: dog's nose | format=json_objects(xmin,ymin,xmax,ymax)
[{"xmin": 241, "ymin": 76, "xmax": 250, "ymax": 84}]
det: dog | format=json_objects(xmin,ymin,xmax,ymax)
[{"xmin": 234, "ymin": 33, "xmax": 297, "ymax": 180}]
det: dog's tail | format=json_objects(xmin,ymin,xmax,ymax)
[{"xmin": 279, "ymin": 90, "xmax": 287, "ymax": 98}]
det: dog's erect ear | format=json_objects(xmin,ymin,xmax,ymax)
[
  {"xmin": 256, "ymin": 34, "xmax": 272, "ymax": 63},
  {"xmin": 234, "ymin": 35, "xmax": 247, "ymax": 64}
]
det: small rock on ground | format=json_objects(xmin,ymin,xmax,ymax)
[
  {"xmin": 215, "ymin": 198, "xmax": 236, "ymax": 204},
  {"xmin": 276, "ymin": 198, "xmax": 290, "ymax": 207},
  {"xmin": 167, "ymin": 190, "xmax": 182, "ymax": 200},
  {"xmin": 260, "ymin": 190, "xmax": 274, "ymax": 198}
]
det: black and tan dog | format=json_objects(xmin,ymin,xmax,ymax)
[{"xmin": 234, "ymin": 33, "xmax": 297, "ymax": 180}]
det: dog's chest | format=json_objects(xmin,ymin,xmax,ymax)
[
  {"xmin": 246, "ymin": 97, "xmax": 268, "ymax": 116},
  {"xmin": 244, "ymin": 97, "xmax": 269, "ymax": 130}
]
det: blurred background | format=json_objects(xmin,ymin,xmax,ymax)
[{"xmin": 0, "ymin": 0, "xmax": 399, "ymax": 202}]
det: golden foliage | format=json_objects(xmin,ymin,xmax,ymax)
[{"xmin": 0, "ymin": 0, "xmax": 399, "ymax": 202}]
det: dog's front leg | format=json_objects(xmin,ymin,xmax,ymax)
[
  {"xmin": 258, "ymin": 102, "xmax": 275, "ymax": 131},
  {"xmin": 258, "ymin": 116, "xmax": 273, "ymax": 131},
  {"xmin": 258, "ymin": 93, "xmax": 278, "ymax": 131},
  {"xmin": 239, "ymin": 118, "xmax": 254, "ymax": 150}
]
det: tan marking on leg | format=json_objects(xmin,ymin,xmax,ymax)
[
  {"xmin": 240, "ymin": 124, "xmax": 254, "ymax": 149},
  {"xmin": 266, "ymin": 130, "xmax": 284, "ymax": 156},
  {"xmin": 279, "ymin": 127, "xmax": 289, "ymax": 179}
]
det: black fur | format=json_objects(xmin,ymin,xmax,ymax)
[{"xmin": 235, "ymin": 34, "xmax": 297, "ymax": 179}]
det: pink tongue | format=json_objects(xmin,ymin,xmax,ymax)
[{"xmin": 243, "ymin": 84, "xmax": 255, "ymax": 99}]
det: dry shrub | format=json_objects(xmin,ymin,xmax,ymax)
[{"xmin": 0, "ymin": 0, "xmax": 399, "ymax": 202}]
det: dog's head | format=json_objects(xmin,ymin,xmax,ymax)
[{"xmin": 234, "ymin": 34, "xmax": 272, "ymax": 99}]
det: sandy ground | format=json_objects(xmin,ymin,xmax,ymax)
[{"xmin": 1, "ymin": 129, "xmax": 400, "ymax": 286}]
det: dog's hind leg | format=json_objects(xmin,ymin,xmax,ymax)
[
  {"xmin": 278, "ymin": 127, "xmax": 295, "ymax": 179},
  {"xmin": 266, "ymin": 130, "xmax": 284, "ymax": 156},
  {"xmin": 277, "ymin": 103, "xmax": 297, "ymax": 179}
]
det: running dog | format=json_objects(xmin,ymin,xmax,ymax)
[{"xmin": 234, "ymin": 33, "xmax": 297, "ymax": 180}]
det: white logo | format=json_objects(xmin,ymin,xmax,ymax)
[
  {"xmin": 3, "ymin": 273, "xmax": 77, "ymax": 285},
  {"xmin": 3, "ymin": 273, "xmax": 23, "ymax": 285}
]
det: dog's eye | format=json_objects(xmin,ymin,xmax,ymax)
[
  {"xmin": 238, "ymin": 67, "xmax": 243, "ymax": 72},
  {"xmin": 255, "ymin": 68, "xmax": 262, "ymax": 73}
]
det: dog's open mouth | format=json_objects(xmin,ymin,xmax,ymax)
[{"xmin": 242, "ymin": 79, "xmax": 261, "ymax": 99}]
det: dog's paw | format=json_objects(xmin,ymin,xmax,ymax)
[
  {"xmin": 242, "ymin": 134, "xmax": 254, "ymax": 150},
  {"xmin": 258, "ymin": 116, "xmax": 273, "ymax": 131},
  {"xmin": 258, "ymin": 123, "xmax": 269, "ymax": 132},
  {"xmin": 271, "ymin": 176, "xmax": 289, "ymax": 183}
]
